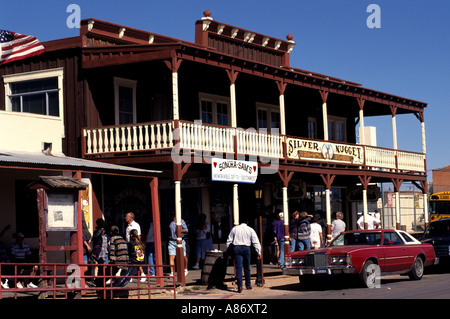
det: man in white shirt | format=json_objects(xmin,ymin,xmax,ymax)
[
  {"xmin": 125, "ymin": 212, "xmax": 141, "ymax": 242},
  {"xmin": 226, "ymin": 217, "xmax": 261, "ymax": 293},
  {"xmin": 125, "ymin": 212, "xmax": 145, "ymax": 281},
  {"xmin": 357, "ymin": 213, "xmax": 380, "ymax": 230}
]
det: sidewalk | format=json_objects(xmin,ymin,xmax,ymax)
[
  {"xmin": 184, "ymin": 263, "xmax": 283, "ymax": 286},
  {"xmin": 0, "ymin": 263, "xmax": 284, "ymax": 299}
]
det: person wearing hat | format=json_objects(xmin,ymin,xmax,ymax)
[{"xmin": 10, "ymin": 232, "xmax": 38, "ymax": 288}]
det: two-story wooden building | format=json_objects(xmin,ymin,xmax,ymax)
[{"xmin": 0, "ymin": 10, "xmax": 428, "ymax": 284}]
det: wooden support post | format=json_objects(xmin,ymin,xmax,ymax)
[
  {"xmin": 392, "ymin": 178, "xmax": 403, "ymax": 230},
  {"xmin": 150, "ymin": 177, "xmax": 164, "ymax": 287},
  {"xmin": 278, "ymin": 169, "xmax": 294, "ymax": 258},
  {"xmin": 73, "ymin": 171, "xmax": 85, "ymax": 295},
  {"xmin": 173, "ymin": 162, "xmax": 191, "ymax": 286},
  {"xmin": 358, "ymin": 175, "xmax": 372, "ymax": 230},
  {"xmin": 321, "ymin": 174, "xmax": 336, "ymax": 243}
]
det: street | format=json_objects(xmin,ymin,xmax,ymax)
[{"xmin": 172, "ymin": 265, "xmax": 450, "ymax": 300}]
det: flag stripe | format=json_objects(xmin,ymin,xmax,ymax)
[
  {"xmin": 2, "ymin": 38, "xmax": 40, "ymax": 55},
  {"xmin": 2, "ymin": 35, "xmax": 37, "ymax": 51}
]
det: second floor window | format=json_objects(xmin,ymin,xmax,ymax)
[
  {"xmin": 9, "ymin": 77, "xmax": 59, "ymax": 116},
  {"xmin": 199, "ymin": 93, "xmax": 230, "ymax": 126},
  {"xmin": 114, "ymin": 77, "xmax": 137, "ymax": 125},
  {"xmin": 308, "ymin": 117, "xmax": 317, "ymax": 139},
  {"xmin": 256, "ymin": 103, "xmax": 280, "ymax": 133},
  {"xmin": 328, "ymin": 116, "xmax": 346, "ymax": 142}
]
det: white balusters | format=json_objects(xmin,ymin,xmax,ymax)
[
  {"xmin": 144, "ymin": 125, "xmax": 150, "ymax": 149},
  {"xmin": 138, "ymin": 125, "xmax": 144, "ymax": 150}
]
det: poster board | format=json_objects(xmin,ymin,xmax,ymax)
[{"xmin": 46, "ymin": 192, "xmax": 77, "ymax": 231}]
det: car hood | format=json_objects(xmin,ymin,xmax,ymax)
[{"xmin": 286, "ymin": 245, "xmax": 377, "ymax": 257}]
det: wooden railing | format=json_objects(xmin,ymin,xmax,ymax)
[
  {"xmin": 83, "ymin": 120, "xmax": 284, "ymax": 159},
  {"xmin": 82, "ymin": 120, "xmax": 426, "ymax": 174},
  {"xmin": 83, "ymin": 121, "xmax": 174, "ymax": 154}
]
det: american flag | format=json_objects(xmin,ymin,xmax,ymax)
[{"xmin": 0, "ymin": 30, "xmax": 45, "ymax": 65}]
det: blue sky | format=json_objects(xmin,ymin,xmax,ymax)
[{"xmin": 1, "ymin": 0, "xmax": 449, "ymax": 174}]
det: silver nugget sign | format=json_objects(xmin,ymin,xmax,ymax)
[{"xmin": 287, "ymin": 138, "xmax": 364, "ymax": 165}]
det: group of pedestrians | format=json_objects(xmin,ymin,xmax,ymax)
[
  {"xmin": 0, "ymin": 225, "xmax": 39, "ymax": 289},
  {"xmin": 87, "ymin": 212, "xmax": 155, "ymax": 289},
  {"xmin": 289, "ymin": 210, "xmax": 347, "ymax": 253}
]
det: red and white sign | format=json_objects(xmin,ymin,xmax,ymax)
[{"xmin": 211, "ymin": 158, "xmax": 258, "ymax": 183}]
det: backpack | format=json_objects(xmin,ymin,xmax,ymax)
[{"xmin": 135, "ymin": 244, "xmax": 145, "ymax": 263}]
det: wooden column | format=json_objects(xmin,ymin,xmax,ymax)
[
  {"xmin": 420, "ymin": 180, "xmax": 429, "ymax": 229},
  {"xmin": 321, "ymin": 173, "xmax": 335, "ymax": 243},
  {"xmin": 72, "ymin": 171, "xmax": 84, "ymax": 267},
  {"xmin": 417, "ymin": 111, "xmax": 428, "ymax": 228},
  {"xmin": 320, "ymin": 90, "xmax": 329, "ymax": 141},
  {"xmin": 227, "ymin": 69, "xmax": 240, "ymax": 226},
  {"xmin": 150, "ymin": 177, "xmax": 164, "ymax": 287},
  {"xmin": 164, "ymin": 56, "xmax": 183, "ymax": 120},
  {"xmin": 173, "ymin": 162, "xmax": 191, "ymax": 285},
  {"xmin": 392, "ymin": 178, "xmax": 403, "ymax": 230},
  {"xmin": 278, "ymin": 169, "xmax": 294, "ymax": 255},
  {"xmin": 233, "ymin": 184, "xmax": 239, "ymax": 226},
  {"xmin": 418, "ymin": 111, "xmax": 427, "ymax": 155},
  {"xmin": 358, "ymin": 175, "xmax": 372, "ymax": 230},
  {"xmin": 36, "ymin": 188, "xmax": 47, "ymax": 265},
  {"xmin": 226, "ymin": 69, "xmax": 239, "ymax": 128},
  {"xmin": 390, "ymin": 105, "xmax": 398, "ymax": 150},
  {"xmin": 358, "ymin": 98, "xmax": 365, "ymax": 145},
  {"xmin": 276, "ymin": 81, "xmax": 287, "ymax": 135}
]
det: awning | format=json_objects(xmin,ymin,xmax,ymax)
[
  {"xmin": 0, "ymin": 150, "xmax": 161, "ymax": 177},
  {"xmin": 28, "ymin": 176, "xmax": 89, "ymax": 190}
]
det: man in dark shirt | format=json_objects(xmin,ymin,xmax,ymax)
[
  {"xmin": 297, "ymin": 212, "xmax": 311, "ymax": 250},
  {"xmin": 107, "ymin": 226, "xmax": 129, "ymax": 286}
]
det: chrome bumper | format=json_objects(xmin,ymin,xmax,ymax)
[{"xmin": 282, "ymin": 265, "xmax": 355, "ymax": 276}]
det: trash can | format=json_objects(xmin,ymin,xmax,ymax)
[{"xmin": 201, "ymin": 250, "xmax": 227, "ymax": 288}]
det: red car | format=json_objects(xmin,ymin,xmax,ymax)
[{"xmin": 283, "ymin": 229, "xmax": 438, "ymax": 288}]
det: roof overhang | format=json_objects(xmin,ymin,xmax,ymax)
[
  {"xmin": 0, "ymin": 150, "xmax": 162, "ymax": 178},
  {"xmin": 45, "ymin": 17, "xmax": 425, "ymax": 114}
]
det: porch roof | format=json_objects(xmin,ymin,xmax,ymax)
[{"xmin": 0, "ymin": 150, "xmax": 162, "ymax": 177}]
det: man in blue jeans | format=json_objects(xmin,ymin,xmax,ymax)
[{"xmin": 226, "ymin": 217, "xmax": 261, "ymax": 293}]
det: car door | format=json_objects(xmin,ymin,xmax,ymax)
[{"xmin": 382, "ymin": 231, "xmax": 415, "ymax": 272}]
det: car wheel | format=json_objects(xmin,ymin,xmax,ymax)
[
  {"xmin": 408, "ymin": 256, "xmax": 424, "ymax": 280},
  {"xmin": 359, "ymin": 260, "xmax": 380, "ymax": 288}
]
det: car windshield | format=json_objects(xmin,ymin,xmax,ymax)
[
  {"xmin": 330, "ymin": 232, "xmax": 382, "ymax": 246},
  {"xmin": 423, "ymin": 221, "xmax": 450, "ymax": 237}
]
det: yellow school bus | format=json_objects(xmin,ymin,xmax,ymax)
[{"xmin": 429, "ymin": 192, "xmax": 450, "ymax": 222}]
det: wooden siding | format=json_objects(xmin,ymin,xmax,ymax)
[{"xmin": 208, "ymin": 35, "xmax": 283, "ymax": 67}]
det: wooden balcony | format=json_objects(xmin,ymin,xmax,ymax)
[{"xmin": 82, "ymin": 120, "xmax": 426, "ymax": 175}]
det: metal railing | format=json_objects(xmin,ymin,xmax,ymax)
[{"xmin": 0, "ymin": 262, "xmax": 176, "ymax": 299}]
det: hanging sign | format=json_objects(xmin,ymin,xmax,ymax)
[
  {"xmin": 286, "ymin": 138, "xmax": 364, "ymax": 165},
  {"xmin": 211, "ymin": 158, "xmax": 258, "ymax": 183}
]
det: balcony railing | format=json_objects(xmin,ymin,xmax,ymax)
[{"xmin": 82, "ymin": 120, "xmax": 426, "ymax": 174}]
